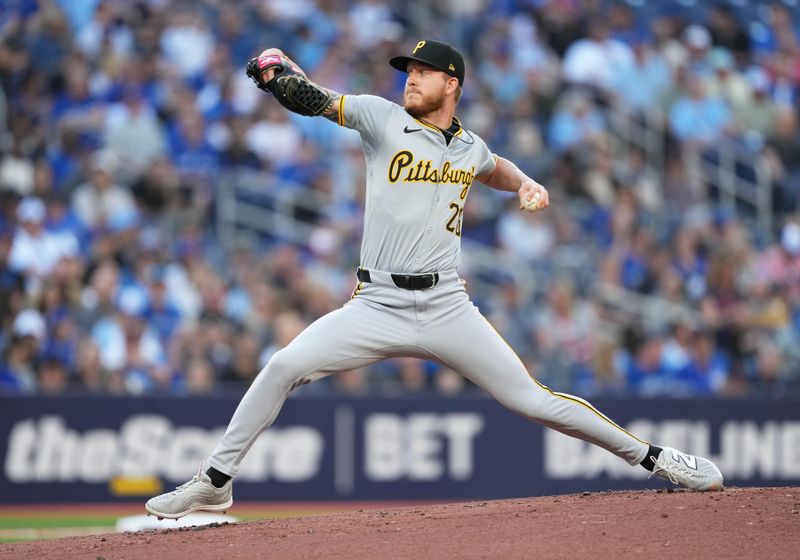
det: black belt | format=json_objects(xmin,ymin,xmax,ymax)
[{"xmin": 356, "ymin": 268, "xmax": 439, "ymax": 290}]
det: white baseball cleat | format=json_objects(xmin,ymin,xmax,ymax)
[
  {"xmin": 145, "ymin": 463, "xmax": 233, "ymax": 520},
  {"xmin": 650, "ymin": 446, "xmax": 724, "ymax": 491}
]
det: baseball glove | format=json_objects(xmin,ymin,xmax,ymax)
[{"xmin": 246, "ymin": 51, "xmax": 332, "ymax": 117}]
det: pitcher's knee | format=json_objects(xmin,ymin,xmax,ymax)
[{"xmin": 258, "ymin": 349, "xmax": 306, "ymax": 392}]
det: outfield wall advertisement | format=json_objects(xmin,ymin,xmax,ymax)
[{"xmin": 1, "ymin": 396, "xmax": 798, "ymax": 503}]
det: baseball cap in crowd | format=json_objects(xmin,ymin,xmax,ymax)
[
  {"xmin": 13, "ymin": 308, "xmax": 46, "ymax": 342},
  {"xmin": 684, "ymin": 24, "xmax": 711, "ymax": 50},
  {"xmin": 390, "ymin": 40, "xmax": 465, "ymax": 86},
  {"xmin": 16, "ymin": 197, "xmax": 45, "ymax": 223},
  {"xmin": 117, "ymin": 286, "xmax": 149, "ymax": 317},
  {"xmin": 781, "ymin": 222, "xmax": 800, "ymax": 255},
  {"xmin": 708, "ymin": 47, "xmax": 734, "ymax": 72},
  {"xmin": 89, "ymin": 149, "xmax": 119, "ymax": 174},
  {"xmin": 746, "ymin": 66, "xmax": 771, "ymax": 93}
]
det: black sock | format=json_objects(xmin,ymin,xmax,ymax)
[
  {"xmin": 639, "ymin": 445, "xmax": 663, "ymax": 472},
  {"xmin": 206, "ymin": 466, "xmax": 232, "ymax": 488}
]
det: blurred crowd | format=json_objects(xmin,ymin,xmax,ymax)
[{"xmin": 0, "ymin": 0, "xmax": 799, "ymax": 398}]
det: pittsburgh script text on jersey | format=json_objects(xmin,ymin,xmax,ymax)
[{"xmin": 388, "ymin": 150, "xmax": 475, "ymax": 194}]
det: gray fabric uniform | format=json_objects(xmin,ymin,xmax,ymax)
[
  {"xmin": 344, "ymin": 95, "xmax": 493, "ymax": 273},
  {"xmin": 207, "ymin": 95, "xmax": 649, "ymax": 478}
]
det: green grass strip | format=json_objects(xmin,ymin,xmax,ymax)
[{"xmin": 0, "ymin": 517, "xmax": 117, "ymax": 530}]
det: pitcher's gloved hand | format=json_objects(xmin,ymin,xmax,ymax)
[{"xmin": 245, "ymin": 49, "xmax": 331, "ymax": 117}]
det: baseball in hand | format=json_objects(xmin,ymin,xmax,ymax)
[{"xmin": 523, "ymin": 191, "xmax": 542, "ymax": 212}]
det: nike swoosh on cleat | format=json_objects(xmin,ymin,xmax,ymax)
[{"xmin": 404, "ymin": 126, "xmax": 422, "ymax": 133}]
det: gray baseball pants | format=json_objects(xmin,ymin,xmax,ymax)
[{"xmin": 207, "ymin": 269, "xmax": 649, "ymax": 476}]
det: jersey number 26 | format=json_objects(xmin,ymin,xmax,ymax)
[{"xmin": 446, "ymin": 202, "xmax": 464, "ymax": 237}]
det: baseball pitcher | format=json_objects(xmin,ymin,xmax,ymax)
[{"xmin": 146, "ymin": 40, "xmax": 722, "ymax": 519}]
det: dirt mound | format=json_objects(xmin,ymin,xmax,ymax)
[{"xmin": 2, "ymin": 487, "xmax": 798, "ymax": 560}]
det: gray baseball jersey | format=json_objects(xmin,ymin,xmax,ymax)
[
  {"xmin": 338, "ymin": 94, "xmax": 496, "ymax": 273},
  {"xmin": 204, "ymin": 94, "xmax": 651, "ymax": 484}
]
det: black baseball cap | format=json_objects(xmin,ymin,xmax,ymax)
[{"xmin": 390, "ymin": 40, "xmax": 465, "ymax": 86}]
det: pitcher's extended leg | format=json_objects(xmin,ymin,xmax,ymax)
[
  {"xmin": 420, "ymin": 295, "xmax": 648, "ymax": 465},
  {"xmin": 208, "ymin": 296, "xmax": 414, "ymax": 477}
]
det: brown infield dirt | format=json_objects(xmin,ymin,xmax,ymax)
[{"xmin": 2, "ymin": 486, "xmax": 798, "ymax": 560}]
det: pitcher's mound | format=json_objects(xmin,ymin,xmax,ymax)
[{"xmin": 3, "ymin": 487, "xmax": 798, "ymax": 560}]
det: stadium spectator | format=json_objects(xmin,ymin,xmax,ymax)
[
  {"xmin": 0, "ymin": 308, "xmax": 47, "ymax": 393},
  {"xmin": 736, "ymin": 66, "xmax": 779, "ymax": 142},
  {"xmin": 763, "ymin": 106, "xmax": 800, "ymax": 213},
  {"xmin": 73, "ymin": 338, "xmax": 112, "ymax": 393},
  {"xmin": 678, "ymin": 329, "xmax": 729, "ymax": 395},
  {"xmin": 670, "ymin": 227, "xmax": 707, "ymax": 301},
  {"xmin": 750, "ymin": 2, "xmax": 800, "ymax": 59},
  {"xmin": 750, "ymin": 339, "xmax": 790, "ymax": 398},
  {"xmin": 142, "ymin": 265, "xmax": 182, "ymax": 343},
  {"xmin": 562, "ymin": 20, "xmax": 634, "ymax": 96},
  {"xmin": 181, "ymin": 356, "xmax": 217, "ymax": 396},
  {"xmin": 0, "ymin": 227, "xmax": 25, "ymax": 335},
  {"xmin": 220, "ymin": 331, "xmax": 262, "ymax": 384},
  {"xmin": 668, "ymin": 71, "xmax": 732, "ymax": 147},
  {"xmin": 331, "ymin": 368, "xmax": 370, "ymax": 396},
  {"xmin": 611, "ymin": 32, "xmax": 672, "ymax": 113},
  {"xmin": 621, "ymin": 327, "xmax": 670, "ymax": 397},
  {"xmin": 547, "ymin": 89, "xmax": 606, "ymax": 153},
  {"xmin": 496, "ymin": 198, "xmax": 556, "ymax": 263},
  {"xmin": 71, "ymin": 150, "xmax": 137, "ymax": 232},
  {"xmin": 533, "ymin": 278, "xmax": 599, "ymax": 391},
  {"xmin": 757, "ymin": 221, "xmax": 800, "ymax": 298},
  {"xmin": 0, "ymin": 138, "xmax": 35, "ymax": 195},
  {"xmin": 103, "ymin": 86, "xmax": 167, "ymax": 176},
  {"xmin": 707, "ymin": 3, "xmax": 751, "ymax": 65},
  {"xmin": 160, "ymin": 8, "xmax": 216, "ymax": 79},
  {"xmin": 37, "ymin": 356, "xmax": 69, "ymax": 394},
  {"xmin": 90, "ymin": 286, "xmax": 168, "ymax": 394},
  {"xmin": 682, "ymin": 24, "xmax": 713, "ymax": 76},
  {"xmin": 703, "ymin": 48, "xmax": 750, "ymax": 119},
  {"xmin": 9, "ymin": 197, "xmax": 78, "ymax": 284}
]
